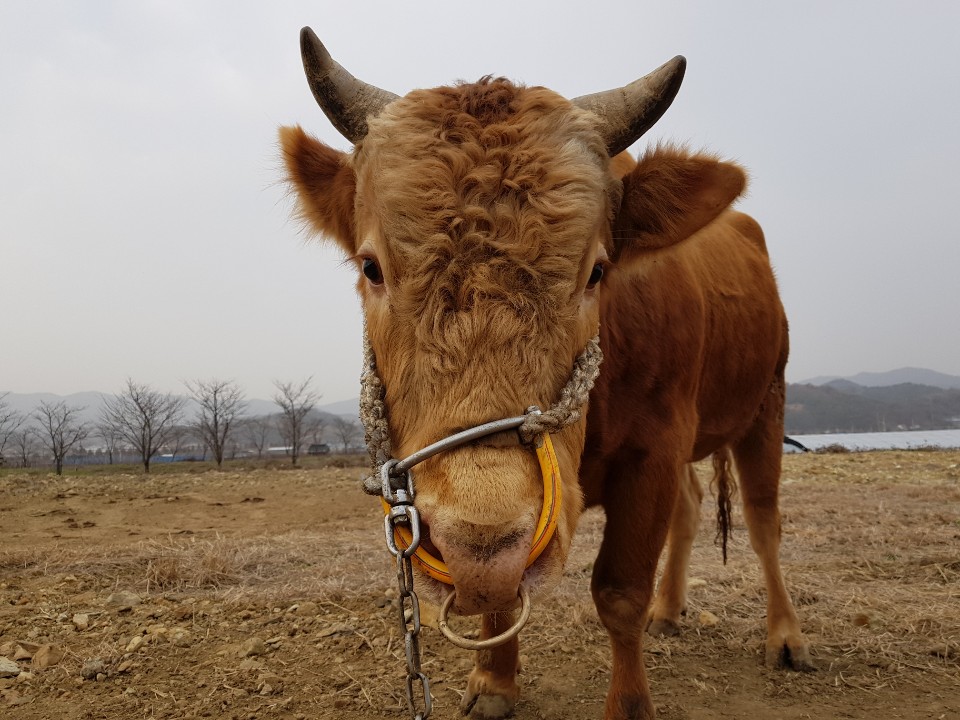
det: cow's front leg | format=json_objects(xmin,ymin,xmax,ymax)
[
  {"xmin": 592, "ymin": 456, "xmax": 680, "ymax": 720},
  {"xmin": 461, "ymin": 611, "xmax": 521, "ymax": 719}
]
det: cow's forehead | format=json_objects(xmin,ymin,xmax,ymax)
[{"xmin": 353, "ymin": 79, "xmax": 611, "ymax": 266}]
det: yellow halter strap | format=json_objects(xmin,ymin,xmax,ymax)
[{"xmin": 380, "ymin": 432, "xmax": 562, "ymax": 584}]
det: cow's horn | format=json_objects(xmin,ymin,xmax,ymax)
[
  {"xmin": 299, "ymin": 27, "xmax": 399, "ymax": 143},
  {"xmin": 572, "ymin": 56, "xmax": 687, "ymax": 157}
]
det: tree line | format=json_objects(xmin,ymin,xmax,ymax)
[{"xmin": 0, "ymin": 378, "xmax": 363, "ymax": 474}]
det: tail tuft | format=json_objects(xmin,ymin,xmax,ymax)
[{"xmin": 711, "ymin": 447, "xmax": 737, "ymax": 564}]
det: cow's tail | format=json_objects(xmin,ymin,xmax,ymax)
[{"xmin": 711, "ymin": 446, "xmax": 736, "ymax": 565}]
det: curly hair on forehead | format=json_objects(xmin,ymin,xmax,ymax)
[
  {"xmin": 445, "ymin": 76, "xmax": 520, "ymax": 126},
  {"xmin": 363, "ymin": 80, "xmax": 611, "ymax": 258}
]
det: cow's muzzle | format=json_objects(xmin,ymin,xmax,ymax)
[
  {"xmin": 379, "ymin": 428, "xmax": 562, "ymax": 586},
  {"xmin": 378, "ymin": 420, "xmax": 561, "ymax": 649}
]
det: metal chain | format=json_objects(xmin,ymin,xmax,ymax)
[{"xmin": 382, "ymin": 461, "xmax": 432, "ymax": 720}]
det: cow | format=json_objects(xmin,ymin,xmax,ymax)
[{"xmin": 280, "ymin": 27, "xmax": 811, "ymax": 720}]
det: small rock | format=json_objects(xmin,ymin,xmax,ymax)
[
  {"xmin": 117, "ymin": 660, "xmax": 134, "ymax": 673},
  {"xmin": 698, "ymin": 610, "xmax": 720, "ymax": 628},
  {"xmin": 0, "ymin": 656, "xmax": 21, "ymax": 678},
  {"xmin": 125, "ymin": 636, "xmax": 146, "ymax": 653},
  {"xmin": 16, "ymin": 670, "xmax": 34, "ymax": 683},
  {"xmin": 80, "ymin": 659, "xmax": 105, "ymax": 680},
  {"xmin": 73, "ymin": 613, "xmax": 90, "ymax": 631},
  {"xmin": 238, "ymin": 658, "xmax": 264, "ymax": 671},
  {"xmin": 852, "ymin": 613, "xmax": 871, "ymax": 627},
  {"xmin": 106, "ymin": 591, "xmax": 142, "ymax": 610},
  {"xmin": 169, "ymin": 629, "xmax": 191, "ymax": 648},
  {"xmin": 318, "ymin": 623, "xmax": 352, "ymax": 639},
  {"xmin": 241, "ymin": 637, "xmax": 267, "ymax": 657},
  {"xmin": 295, "ymin": 601, "xmax": 319, "ymax": 616},
  {"xmin": 32, "ymin": 644, "xmax": 65, "ymax": 669}
]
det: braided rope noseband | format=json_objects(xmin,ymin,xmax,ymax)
[{"xmin": 358, "ymin": 333, "xmax": 603, "ymax": 495}]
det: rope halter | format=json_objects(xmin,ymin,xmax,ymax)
[
  {"xmin": 357, "ymin": 332, "xmax": 602, "ymax": 648},
  {"xmin": 359, "ymin": 334, "xmax": 604, "ymax": 495}
]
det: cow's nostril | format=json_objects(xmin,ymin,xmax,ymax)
[{"xmin": 450, "ymin": 527, "xmax": 527, "ymax": 563}]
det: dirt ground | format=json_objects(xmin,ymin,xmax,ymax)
[{"xmin": 1, "ymin": 451, "xmax": 958, "ymax": 720}]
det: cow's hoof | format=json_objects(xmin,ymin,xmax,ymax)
[
  {"xmin": 460, "ymin": 668, "xmax": 519, "ymax": 719},
  {"xmin": 766, "ymin": 635, "xmax": 814, "ymax": 671},
  {"xmin": 646, "ymin": 617, "xmax": 681, "ymax": 637},
  {"xmin": 461, "ymin": 692, "xmax": 515, "ymax": 719}
]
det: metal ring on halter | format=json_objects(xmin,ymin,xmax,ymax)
[{"xmin": 436, "ymin": 585, "xmax": 531, "ymax": 650}]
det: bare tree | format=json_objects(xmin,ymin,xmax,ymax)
[
  {"xmin": 101, "ymin": 379, "xmax": 186, "ymax": 473},
  {"xmin": 241, "ymin": 416, "xmax": 273, "ymax": 459},
  {"xmin": 273, "ymin": 379, "xmax": 320, "ymax": 465},
  {"xmin": 95, "ymin": 419, "xmax": 122, "ymax": 465},
  {"xmin": 11, "ymin": 427, "xmax": 39, "ymax": 468},
  {"xmin": 330, "ymin": 416, "xmax": 362, "ymax": 453},
  {"xmin": 0, "ymin": 392, "xmax": 25, "ymax": 460},
  {"xmin": 187, "ymin": 379, "xmax": 246, "ymax": 468},
  {"xmin": 307, "ymin": 413, "xmax": 328, "ymax": 448},
  {"xmin": 165, "ymin": 424, "xmax": 192, "ymax": 461},
  {"xmin": 34, "ymin": 401, "xmax": 89, "ymax": 475}
]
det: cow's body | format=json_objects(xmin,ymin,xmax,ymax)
[{"xmin": 281, "ymin": 29, "xmax": 809, "ymax": 719}]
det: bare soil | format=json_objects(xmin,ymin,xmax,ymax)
[{"xmin": 1, "ymin": 451, "xmax": 958, "ymax": 720}]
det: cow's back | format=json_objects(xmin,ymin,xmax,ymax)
[{"xmin": 584, "ymin": 209, "xmax": 785, "ymax": 487}]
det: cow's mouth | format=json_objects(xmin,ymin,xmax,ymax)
[{"xmin": 413, "ymin": 520, "xmax": 561, "ymax": 604}]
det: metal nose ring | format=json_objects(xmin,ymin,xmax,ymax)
[{"xmin": 436, "ymin": 584, "xmax": 532, "ymax": 650}]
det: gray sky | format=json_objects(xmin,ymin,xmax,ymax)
[{"xmin": 2, "ymin": 1, "xmax": 959, "ymax": 403}]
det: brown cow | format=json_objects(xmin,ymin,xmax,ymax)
[{"xmin": 280, "ymin": 28, "xmax": 810, "ymax": 720}]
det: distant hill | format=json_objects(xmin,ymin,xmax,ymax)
[
  {"xmin": 318, "ymin": 397, "xmax": 360, "ymax": 418},
  {"xmin": 786, "ymin": 381, "xmax": 960, "ymax": 434},
  {"xmin": 799, "ymin": 367, "xmax": 960, "ymax": 390}
]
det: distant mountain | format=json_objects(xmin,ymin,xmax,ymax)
[
  {"xmin": 0, "ymin": 392, "xmax": 111, "ymax": 421},
  {"xmin": 799, "ymin": 367, "xmax": 960, "ymax": 390},
  {"xmin": 318, "ymin": 397, "xmax": 360, "ymax": 418},
  {"xmin": 786, "ymin": 381, "xmax": 960, "ymax": 434}
]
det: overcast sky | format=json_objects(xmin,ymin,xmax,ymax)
[{"xmin": 2, "ymin": 1, "xmax": 958, "ymax": 403}]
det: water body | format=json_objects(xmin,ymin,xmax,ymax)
[{"xmin": 788, "ymin": 428, "xmax": 960, "ymax": 451}]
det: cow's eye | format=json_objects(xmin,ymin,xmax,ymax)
[
  {"xmin": 362, "ymin": 257, "xmax": 384, "ymax": 285},
  {"xmin": 587, "ymin": 262, "xmax": 604, "ymax": 289}
]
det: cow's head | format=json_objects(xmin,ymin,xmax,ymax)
[{"xmin": 280, "ymin": 28, "xmax": 745, "ymax": 615}]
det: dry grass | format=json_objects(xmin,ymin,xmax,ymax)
[
  {"xmin": 1, "ymin": 533, "xmax": 393, "ymax": 606},
  {"xmin": 2, "ymin": 451, "xmax": 959, "ymax": 719}
]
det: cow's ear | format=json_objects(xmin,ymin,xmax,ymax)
[
  {"xmin": 279, "ymin": 125, "xmax": 356, "ymax": 255},
  {"xmin": 612, "ymin": 146, "xmax": 746, "ymax": 261}
]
